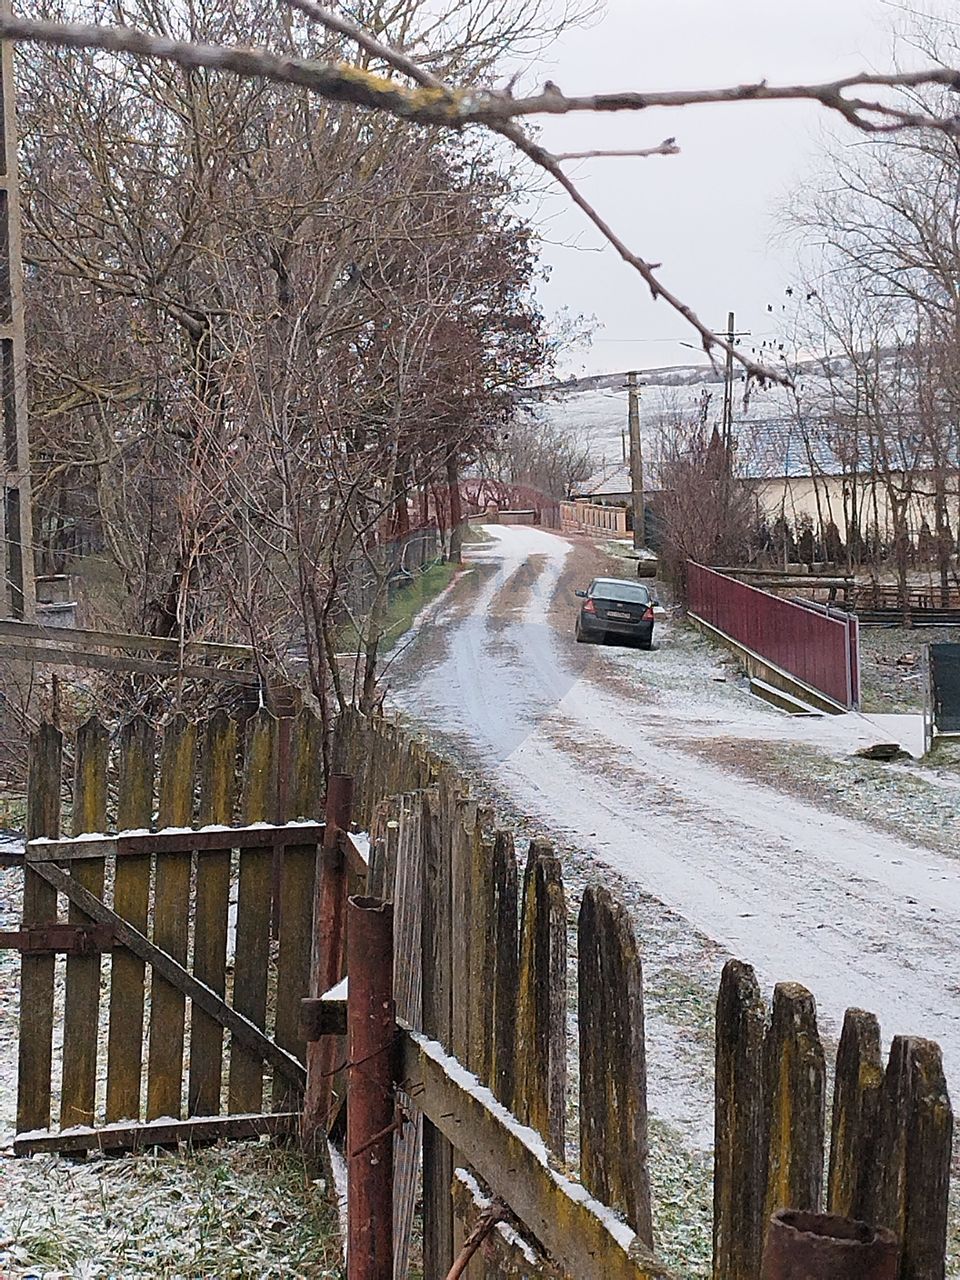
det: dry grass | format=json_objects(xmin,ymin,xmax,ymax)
[{"xmin": 0, "ymin": 1140, "xmax": 344, "ymax": 1279}]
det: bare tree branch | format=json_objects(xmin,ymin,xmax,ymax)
[
  {"xmin": 7, "ymin": 8, "xmax": 960, "ymax": 388},
  {"xmin": 555, "ymin": 140, "xmax": 679, "ymax": 160}
]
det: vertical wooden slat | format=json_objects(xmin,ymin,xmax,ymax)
[
  {"xmin": 105, "ymin": 715, "xmax": 156, "ymax": 1123},
  {"xmin": 515, "ymin": 838, "xmax": 566, "ymax": 1159},
  {"xmin": 761, "ymin": 982, "xmax": 826, "ymax": 1225},
  {"xmin": 421, "ymin": 784, "xmax": 454, "ymax": 1277},
  {"xmin": 146, "ymin": 714, "xmax": 196, "ymax": 1120},
  {"xmin": 59, "ymin": 715, "xmax": 108, "ymax": 1129},
  {"xmin": 713, "ymin": 958, "xmax": 766, "ymax": 1280},
  {"xmin": 827, "ymin": 1008, "xmax": 883, "ymax": 1221},
  {"xmin": 228, "ymin": 707, "xmax": 276, "ymax": 1113},
  {"xmin": 393, "ymin": 794, "xmax": 424, "ymax": 1280},
  {"xmin": 17, "ymin": 722, "xmax": 62, "ymax": 1134},
  {"xmin": 578, "ymin": 885, "xmax": 652, "ymax": 1246},
  {"xmin": 869, "ymin": 1035, "xmax": 952, "ymax": 1280},
  {"xmin": 450, "ymin": 797, "xmax": 473, "ymax": 1065},
  {"xmin": 489, "ymin": 830, "xmax": 519, "ymax": 1110},
  {"xmin": 188, "ymin": 709, "xmax": 236, "ymax": 1117},
  {"xmin": 272, "ymin": 711, "xmax": 319, "ymax": 1110}
]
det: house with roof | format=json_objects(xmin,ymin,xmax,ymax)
[{"xmin": 561, "ymin": 416, "xmax": 958, "ymax": 553}]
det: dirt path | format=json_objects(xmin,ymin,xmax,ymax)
[{"xmin": 391, "ymin": 524, "xmax": 960, "ymax": 1105}]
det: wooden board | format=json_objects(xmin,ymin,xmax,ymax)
[
  {"xmin": 228, "ymin": 710, "xmax": 276, "ymax": 1113},
  {"xmin": 105, "ymin": 716, "xmax": 155, "ymax": 1123},
  {"xmin": 16, "ymin": 723, "xmax": 62, "ymax": 1133},
  {"xmin": 60, "ymin": 715, "xmax": 108, "ymax": 1129},
  {"xmin": 189, "ymin": 710, "xmax": 236, "ymax": 1116},
  {"xmin": 400, "ymin": 1030, "xmax": 675, "ymax": 1280},
  {"xmin": 146, "ymin": 716, "xmax": 196, "ymax": 1121}
]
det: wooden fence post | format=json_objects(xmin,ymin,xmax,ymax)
[
  {"xmin": 421, "ymin": 785, "xmax": 454, "ymax": 1276},
  {"xmin": 516, "ymin": 838, "xmax": 567, "ymax": 1159},
  {"xmin": 762, "ymin": 982, "xmax": 826, "ymax": 1226},
  {"xmin": 302, "ymin": 771, "xmax": 355, "ymax": 1151},
  {"xmin": 17, "ymin": 722, "xmax": 62, "ymax": 1134},
  {"xmin": 868, "ymin": 1036, "xmax": 952, "ymax": 1280},
  {"xmin": 273, "ymin": 710, "xmax": 322, "ymax": 1110},
  {"xmin": 827, "ymin": 1009, "xmax": 883, "ymax": 1221},
  {"xmin": 488, "ymin": 831, "xmax": 519, "ymax": 1110},
  {"xmin": 147, "ymin": 713, "xmax": 196, "ymax": 1121},
  {"xmin": 59, "ymin": 715, "xmax": 108, "ymax": 1129},
  {"xmin": 713, "ymin": 958, "xmax": 766, "ymax": 1280},
  {"xmin": 346, "ymin": 896, "xmax": 396, "ymax": 1280},
  {"xmin": 105, "ymin": 715, "xmax": 156, "ymax": 1124},
  {"xmin": 228, "ymin": 707, "xmax": 277, "ymax": 1114},
  {"xmin": 578, "ymin": 885, "xmax": 653, "ymax": 1246},
  {"xmin": 189, "ymin": 709, "xmax": 237, "ymax": 1117}
]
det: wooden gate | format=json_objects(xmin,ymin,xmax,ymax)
[{"xmin": 8, "ymin": 706, "xmax": 347, "ymax": 1153}]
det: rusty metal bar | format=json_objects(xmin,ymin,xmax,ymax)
[
  {"xmin": 347, "ymin": 895, "xmax": 396, "ymax": 1280},
  {"xmin": 302, "ymin": 774, "xmax": 355, "ymax": 1152},
  {"xmin": 0, "ymin": 923, "xmax": 114, "ymax": 953},
  {"xmin": 760, "ymin": 1210, "xmax": 898, "ymax": 1280}
]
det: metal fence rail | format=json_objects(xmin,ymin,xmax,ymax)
[{"xmin": 688, "ymin": 562, "xmax": 860, "ymax": 709}]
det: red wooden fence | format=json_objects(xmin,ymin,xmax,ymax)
[{"xmin": 687, "ymin": 563, "xmax": 860, "ymax": 709}]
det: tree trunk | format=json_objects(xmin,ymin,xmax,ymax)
[{"xmin": 447, "ymin": 453, "xmax": 463, "ymax": 565}]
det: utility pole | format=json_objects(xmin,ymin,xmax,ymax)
[
  {"xmin": 0, "ymin": 5, "xmax": 35, "ymax": 619},
  {"xmin": 627, "ymin": 371, "xmax": 645, "ymax": 550},
  {"xmin": 721, "ymin": 310, "xmax": 735, "ymax": 454}
]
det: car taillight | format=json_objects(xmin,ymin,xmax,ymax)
[
  {"xmin": 643, "ymin": 606, "xmax": 654, "ymax": 620},
  {"xmin": 583, "ymin": 599, "xmax": 596, "ymax": 614}
]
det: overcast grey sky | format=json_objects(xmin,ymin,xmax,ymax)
[{"xmin": 523, "ymin": 0, "xmax": 924, "ymax": 377}]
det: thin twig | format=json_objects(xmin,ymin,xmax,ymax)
[{"xmin": 443, "ymin": 1201, "xmax": 508, "ymax": 1280}]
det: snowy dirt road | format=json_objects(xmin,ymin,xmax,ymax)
[{"xmin": 393, "ymin": 525, "xmax": 960, "ymax": 1107}]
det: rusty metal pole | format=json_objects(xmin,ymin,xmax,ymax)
[
  {"xmin": 301, "ymin": 773, "xmax": 355, "ymax": 1153},
  {"xmin": 347, "ymin": 895, "xmax": 395, "ymax": 1280},
  {"xmin": 761, "ymin": 1210, "xmax": 898, "ymax": 1280}
]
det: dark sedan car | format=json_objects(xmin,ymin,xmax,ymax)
[{"xmin": 575, "ymin": 577, "xmax": 656, "ymax": 648}]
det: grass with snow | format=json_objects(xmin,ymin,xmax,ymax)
[{"xmin": 0, "ymin": 1141, "xmax": 343, "ymax": 1279}]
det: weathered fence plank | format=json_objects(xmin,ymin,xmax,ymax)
[
  {"xmin": 870, "ymin": 1036, "xmax": 952, "ymax": 1280},
  {"xmin": 105, "ymin": 716, "xmax": 156, "ymax": 1123},
  {"xmin": 515, "ymin": 838, "xmax": 566, "ymax": 1158},
  {"xmin": 59, "ymin": 714, "xmax": 108, "ymax": 1129},
  {"xmin": 146, "ymin": 714, "xmax": 196, "ymax": 1121},
  {"xmin": 713, "ymin": 958, "xmax": 766, "ymax": 1280},
  {"xmin": 401, "ymin": 1031, "xmax": 675, "ymax": 1280},
  {"xmin": 578, "ymin": 885, "xmax": 652, "ymax": 1246},
  {"xmin": 188, "ymin": 709, "xmax": 235, "ymax": 1116},
  {"xmin": 489, "ymin": 831, "xmax": 519, "ymax": 1110},
  {"xmin": 392, "ymin": 794, "xmax": 424, "ymax": 1280},
  {"xmin": 17, "ymin": 723, "xmax": 62, "ymax": 1133},
  {"xmin": 762, "ymin": 982, "xmax": 826, "ymax": 1225},
  {"xmin": 827, "ymin": 1008, "xmax": 883, "ymax": 1221},
  {"xmin": 272, "ymin": 712, "xmax": 320, "ymax": 1110},
  {"xmin": 421, "ymin": 784, "xmax": 455, "ymax": 1276},
  {"xmin": 229, "ymin": 708, "xmax": 277, "ymax": 1113}
]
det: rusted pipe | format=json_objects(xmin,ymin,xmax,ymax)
[
  {"xmin": 347, "ymin": 895, "xmax": 396, "ymax": 1280},
  {"xmin": 761, "ymin": 1210, "xmax": 898, "ymax": 1280},
  {"xmin": 301, "ymin": 773, "xmax": 355, "ymax": 1154}
]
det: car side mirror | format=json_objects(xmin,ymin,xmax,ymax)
[{"xmin": 575, "ymin": 590, "xmax": 587, "ymax": 598}]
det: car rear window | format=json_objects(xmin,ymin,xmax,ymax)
[{"xmin": 590, "ymin": 581, "xmax": 651, "ymax": 603}]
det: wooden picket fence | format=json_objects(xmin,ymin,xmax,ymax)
[
  {"xmin": 8, "ymin": 702, "xmax": 955, "ymax": 1276},
  {"xmin": 9, "ymin": 705, "xmax": 346, "ymax": 1150},
  {"xmin": 335, "ymin": 706, "xmax": 954, "ymax": 1279}
]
